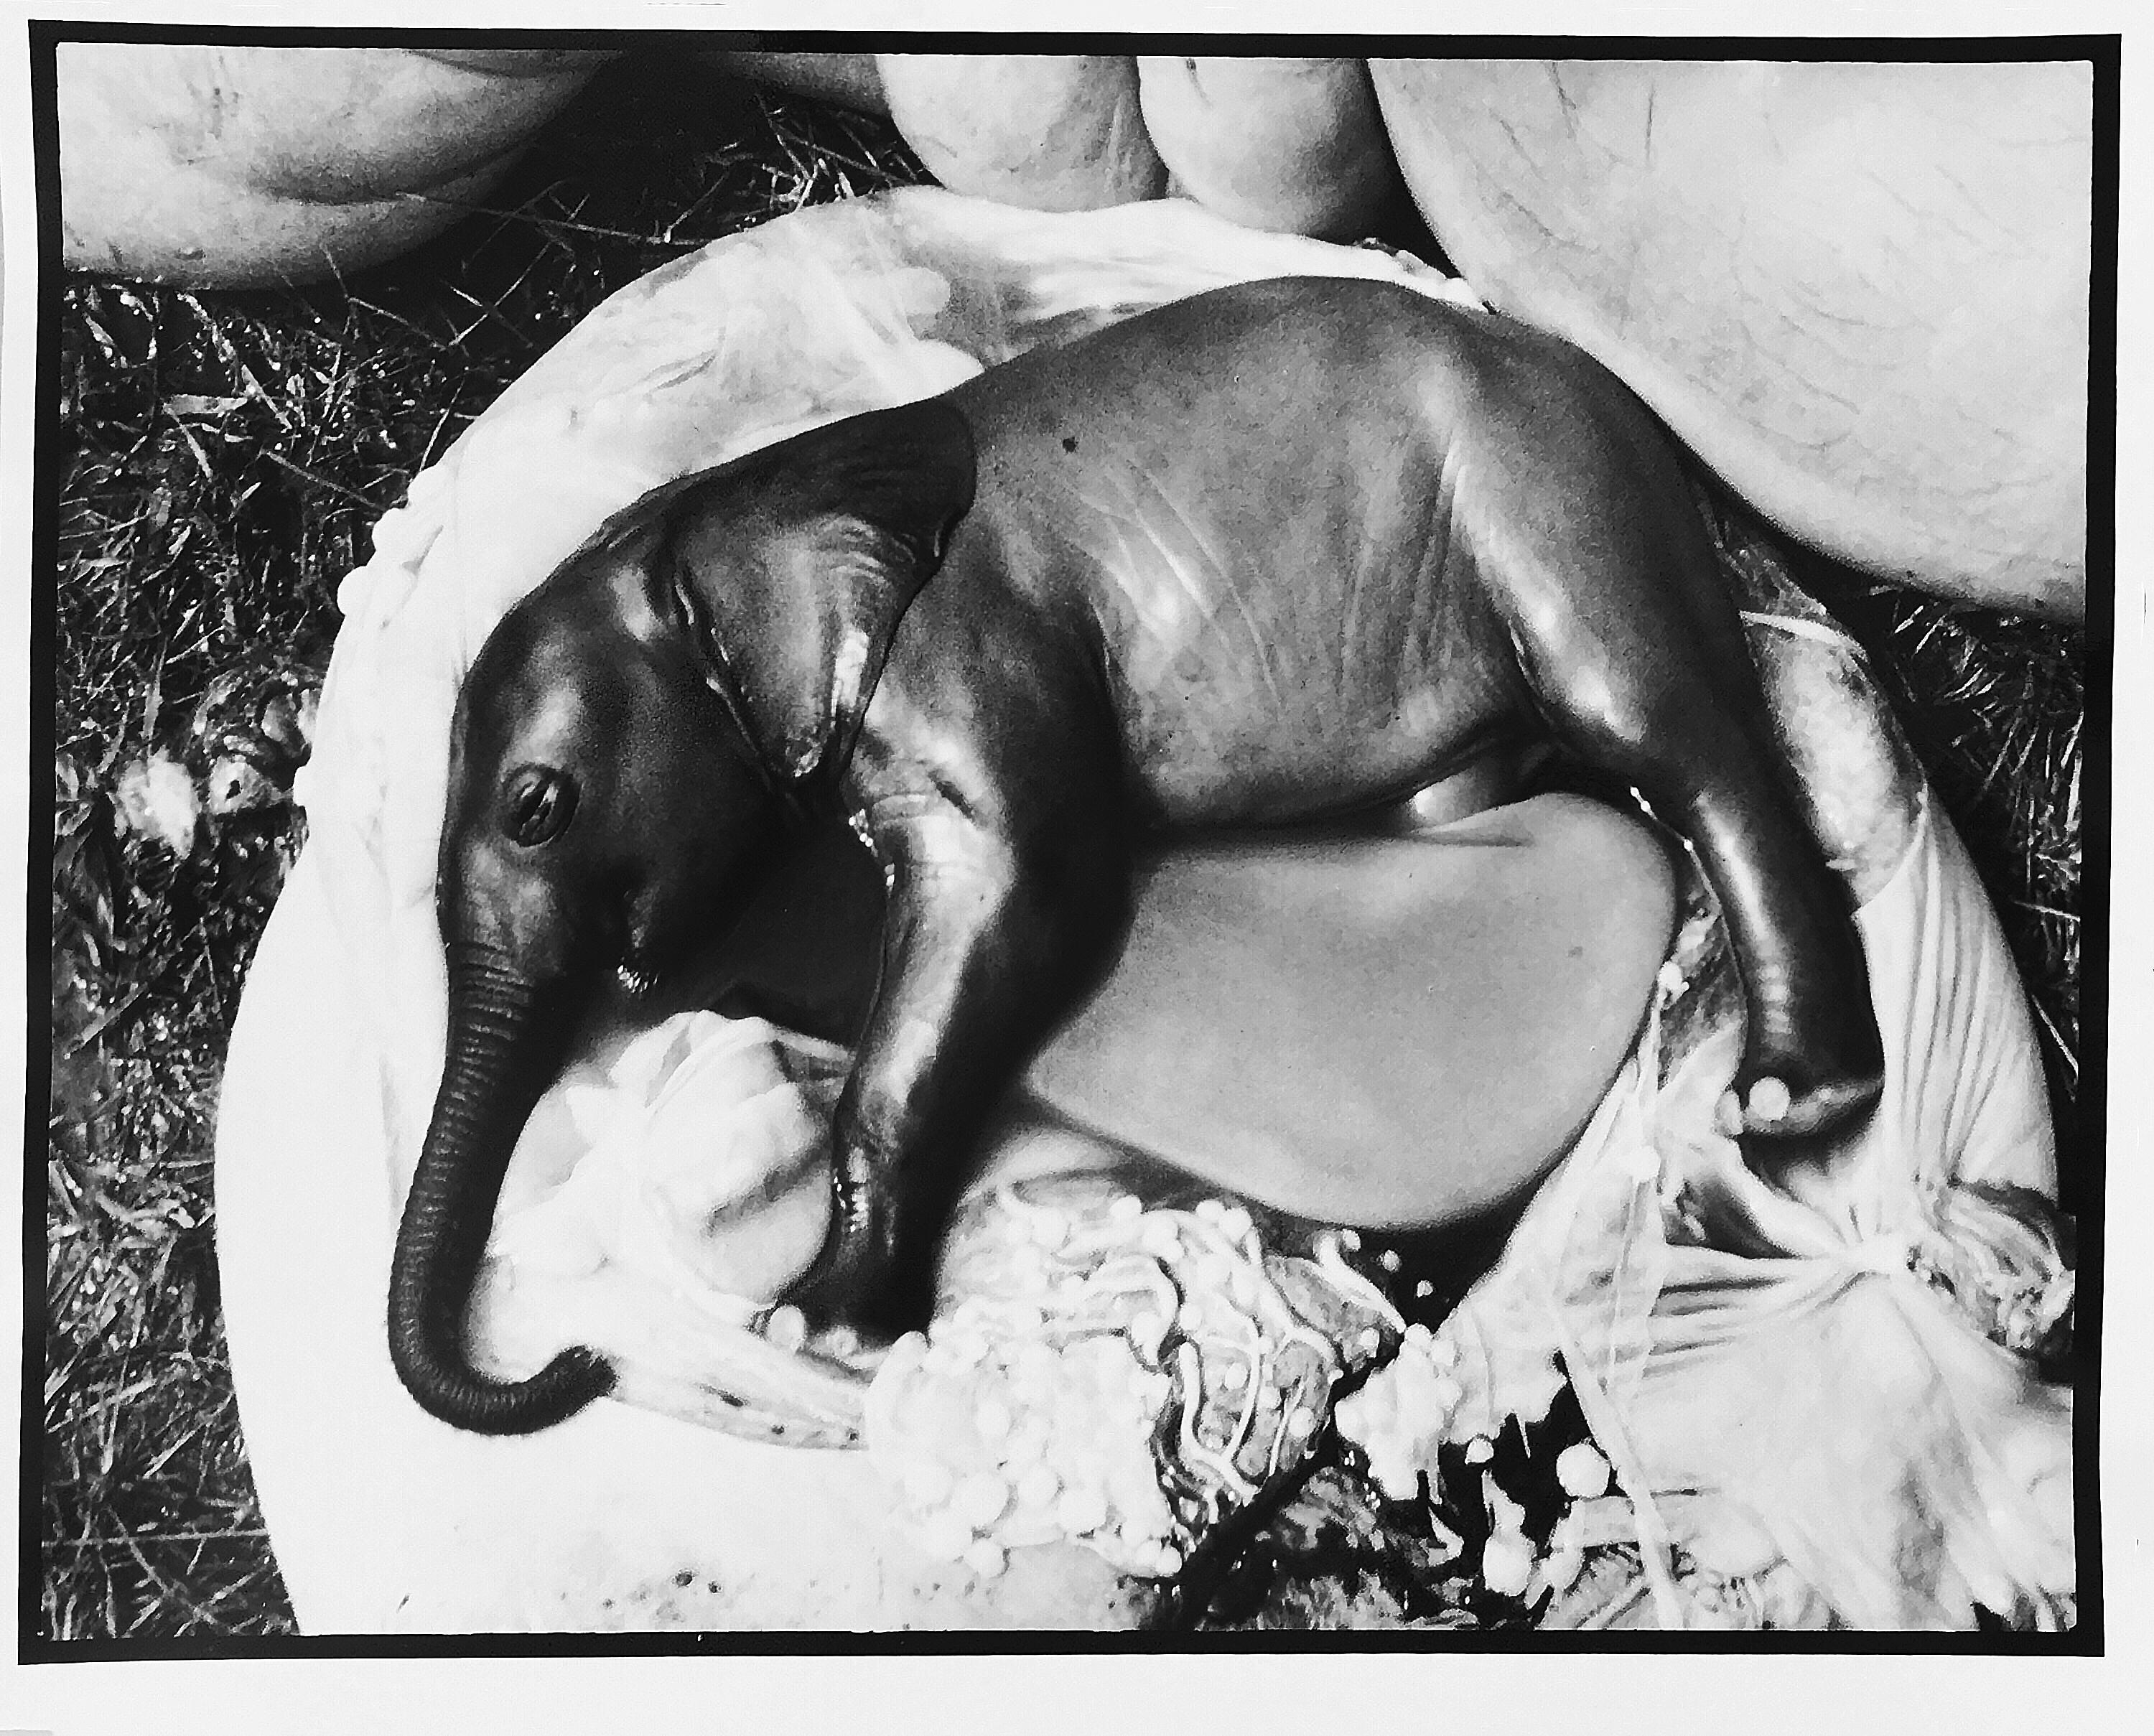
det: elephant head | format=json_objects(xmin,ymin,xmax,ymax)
[{"xmin": 389, "ymin": 400, "xmax": 976, "ymax": 1434}]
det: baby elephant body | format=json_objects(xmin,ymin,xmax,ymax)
[{"xmin": 391, "ymin": 277, "xmax": 1883, "ymax": 1435}]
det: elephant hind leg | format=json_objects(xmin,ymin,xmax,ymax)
[{"xmin": 1459, "ymin": 374, "xmax": 1885, "ymax": 1142}]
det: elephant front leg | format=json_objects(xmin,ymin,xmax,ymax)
[{"xmin": 788, "ymin": 794, "xmax": 1129, "ymax": 1334}]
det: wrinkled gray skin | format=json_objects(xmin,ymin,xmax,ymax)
[{"xmin": 391, "ymin": 278, "xmax": 1884, "ymax": 1434}]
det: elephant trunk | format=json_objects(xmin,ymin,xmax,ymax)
[{"xmin": 388, "ymin": 941, "xmax": 615, "ymax": 1434}]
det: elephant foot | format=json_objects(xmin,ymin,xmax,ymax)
[
  {"xmin": 1719, "ymin": 1020, "xmax": 1885, "ymax": 1144},
  {"xmin": 784, "ymin": 1146, "xmax": 933, "ymax": 1340}
]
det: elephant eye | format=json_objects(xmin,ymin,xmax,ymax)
[{"xmin": 502, "ymin": 765, "xmax": 578, "ymax": 848}]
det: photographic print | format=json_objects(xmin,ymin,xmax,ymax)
[{"xmin": 19, "ymin": 17, "xmax": 2112, "ymax": 1663}]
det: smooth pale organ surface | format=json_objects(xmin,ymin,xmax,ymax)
[
  {"xmin": 57, "ymin": 44, "xmax": 611, "ymax": 285},
  {"xmin": 877, "ymin": 54, "xmax": 1167, "ymax": 213},
  {"xmin": 1028, "ymin": 794, "xmax": 1676, "ymax": 1228},
  {"xmin": 1136, "ymin": 56, "xmax": 1401, "ymax": 238},
  {"xmin": 1370, "ymin": 59, "xmax": 2089, "ymax": 617}
]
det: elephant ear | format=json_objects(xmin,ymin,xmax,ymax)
[{"xmin": 667, "ymin": 400, "xmax": 977, "ymax": 785}]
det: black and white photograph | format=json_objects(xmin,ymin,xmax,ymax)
[{"xmin": 3, "ymin": 1, "xmax": 2145, "ymax": 1727}]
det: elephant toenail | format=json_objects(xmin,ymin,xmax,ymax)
[{"xmin": 1747, "ymin": 1077, "xmax": 1792, "ymax": 1121}]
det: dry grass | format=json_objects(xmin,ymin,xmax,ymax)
[{"xmin": 39, "ymin": 48, "xmax": 2090, "ymax": 1642}]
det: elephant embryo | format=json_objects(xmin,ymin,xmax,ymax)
[{"xmin": 391, "ymin": 276, "xmax": 1885, "ymax": 1436}]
